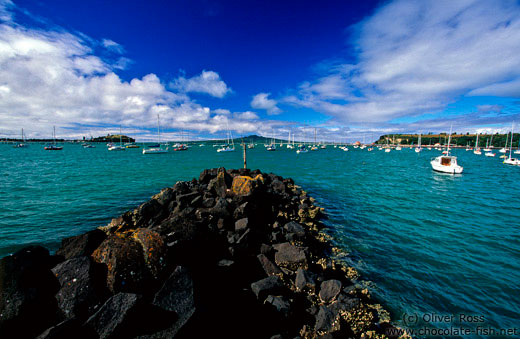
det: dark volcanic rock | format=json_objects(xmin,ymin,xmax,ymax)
[
  {"xmin": 235, "ymin": 217, "xmax": 249, "ymax": 231},
  {"xmin": 284, "ymin": 221, "xmax": 305, "ymax": 237},
  {"xmin": 91, "ymin": 234, "xmax": 151, "ymax": 293},
  {"xmin": 251, "ymin": 276, "xmax": 284, "ymax": 300},
  {"xmin": 208, "ymin": 167, "xmax": 232, "ymax": 197},
  {"xmin": 84, "ymin": 292, "xmax": 141, "ymax": 339},
  {"xmin": 257, "ymin": 254, "xmax": 283, "ymax": 277},
  {"xmin": 134, "ymin": 199, "xmax": 163, "ymax": 227},
  {"xmin": 315, "ymin": 305, "xmax": 339, "ymax": 333},
  {"xmin": 273, "ymin": 242, "xmax": 308, "ymax": 271},
  {"xmin": 152, "ymin": 187, "xmax": 176, "ymax": 207},
  {"xmin": 147, "ymin": 266, "xmax": 195, "ymax": 338},
  {"xmin": 176, "ymin": 191, "xmax": 199, "ymax": 208},
  {"xmin": 319, "ymin": 279, "xmax": 342, "ymax": 303},
  {"xmin": 199, "ymin": 168, "xmax": 218, "ymax": 184},
  {"xmin": 52, "ymin": 256, "xmax": 108, "ymax": 319},
  {"xmin": 0, "ymin": 246, "xmax": 60, "ymax": 339},
  {"xmin": 294, "ymin": 268, "xmax": 316, "ymax": 292},
  {"xmin": 56, "ymin": 229, "xmax": 106, "ymax": 260},
  {"xmin": 265, "ymin": 295, "xmax": 291, "ymax": 317},
  {"xmin": 131, "ymin": 228, "xmax": 167, "ymax": 278}
]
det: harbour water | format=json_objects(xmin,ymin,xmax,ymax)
[{"xmin": 1, "ymin": 143, "xmax": 519, "ymax": 337}]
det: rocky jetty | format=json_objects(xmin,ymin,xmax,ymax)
[{"xmin": 0, "ymin": 168, "xmax": 399, "ymax": 338}]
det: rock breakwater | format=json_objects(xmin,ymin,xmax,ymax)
[{"xmin": 0, "ymin": 168, "xmax": 399, "ymax": 338}]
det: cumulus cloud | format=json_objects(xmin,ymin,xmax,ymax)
[
  {"xmin": 286, "ymin": 0, "xmax": 520, "ymax": 126},
  {"xmin": 0, "ymin": 4, "xmax": 253, "ymax": 140},
  {"xmin": 234, "ymin": 111, "xmax": 259, "ymax": 120},
  {"xmin": 251, "ymin": 92, "xmax": 281, "ymax": 115},
  {"xmin": 171, "ymin": 70, "xmax": 232, "ymax": 98}
]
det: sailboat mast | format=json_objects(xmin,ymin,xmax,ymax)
[
  {"xmin": 53, "ymin": 126, "xmax": 56, "ymax": 145},
  {"xmin": 509, "ymin": 124, "xmax": 514, "ymax": 160},
  {"xmin": 447, "ymin": 126, "xmax": 452, "ymax": 155}
]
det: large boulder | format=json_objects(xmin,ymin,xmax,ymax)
[
  {"xmin": 250, "ymin": 276, "xmax": 284, "ymax": 300},
  {"xmin": 294, "ymin": 268, "xmax": 316, "ymax": 292},
  {"xmin": 56, "ymin": 229, "xmax": 106, "ymax": 260},
  {"xmin": 0, "ymin": 246, "xmax": 60, "ymax": 338},
  {"xmin": 133, "ymin": 199, "xmax": 164, "ymax": 227},
  {"xmin": 257, "ymin": 254, "xmax": 283, "ymax": 277},
  {"xmin": 84, "ymin": 292, "xmax": 141, "ymax": 339},
  {"xmin": 315, "ymin": 305, "xmax": 340, "ymax": 333},
  {"xmin": 152, "ymin": 187, "xmax": 176, "ymax": 207},
  {"xmin": 91, "ymin": 234, "xmax": 151, "ymax": 293},
  {"xmin": 231, "ymin": 174, "xmax": 264, "ymax": 197},
  {"xmin": 319, "ymin": 280, "xmax": 342, "ymax": 303},
  {"xmin": 273, "ymin": 242, "xmax": 308, "ymax": 271},
  {"xmin": 143, "ymin": 266, "xmax": 195, "ymax": 338},
  {"xmin": 131, "ymin": 229, "xmax": 167, "ymax": 279},
  {"xmin": 208, "ymin": 168, "xmax": 232, "ymax": 198},
  {"xmin": 52, "ymin": 256, "xmax": 108, "ymax": 319}
]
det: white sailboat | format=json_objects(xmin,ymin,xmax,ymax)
[
  {"xmin": 473, "ymin": 133, "xmax": 481, "ymax": 155},
  {"xmin": 431, "ymin": 126, "xmax": 463, "ymax": 174},
  {"xmin": 44, "ymin": 126, "xmax": 63, "ymax": 150},
  {"xmin": 499, "ymin": 132, "xmax": 508, "ymax": 153},
  {"xmin": 484, "ymin": 135, "xmax": 495, "ymax": 157},
  {"xmin": 503, "ymin": 124, "xmax": 519, "ymax": 165},
  {"xmin": 13, "ymin": 128, "xmax": 28, "ymax": 148},
  {"xmin": 286, "ymin": 131, "xmax": 294, "ymax": 149},
  {"xmin": 143, "ymin": 115, "xmax": 168, "ymax": 154},
  {"xmin": 217, "ymin": 128, "xmax": 235, "ymax": 152},
  {"xmin": 415, "ymin": 133, "xmax": 422, "ymax": 153},
  {"xmin": 266, "ymin": 130, "xmax": 276, "ymax": 151},
  {"xmin": 108, "ymin": 126, "xmax": 126, "ymax": 151}
]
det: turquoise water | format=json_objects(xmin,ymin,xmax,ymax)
[{"xmin": 1, "ymin": 143, "xmax": 519, "ymax": 337}]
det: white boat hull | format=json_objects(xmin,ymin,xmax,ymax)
[
  {"xmin": 431, "ymin": 156, "xmax": 463, "ymax": 174},
  {"xmin": 143, "ymin": 148, "xmax": 168, "ymax": 154}
]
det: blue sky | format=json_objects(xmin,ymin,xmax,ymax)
[{"xmin": 1, "ymin": 0, "xmax": 520, "ymax": 141}]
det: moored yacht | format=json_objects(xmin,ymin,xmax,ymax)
[{"xmin": 431, "ymin": 127, "xmax": 463, "ymax": 174}]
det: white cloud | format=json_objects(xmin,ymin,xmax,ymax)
[
  {"xmin": 286, "ymin": 0, "xmax": 520, "ymax": 125},
  {"xmin": 234, "ymin": 111, "xmax": 259, "ymax": 120},
  {"xmin": 251, "ymin": 92, "xmax": 281, "ymax": 115},
  {"xmin": 0, "ymin": 0, "xmax": 13, "ymax": 22},
  {"xmin": 0, "ymin": 6, "xmax": 250, "ymax": 139},
  {"xmin": 171, "ymin": 70, "xmax": 232, "ymax": 98},
  {"xmin": 101, "ymin": 38, "xmax": 125, "ymax": 54}
]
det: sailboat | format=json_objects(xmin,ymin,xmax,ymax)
[
  {"xmin": 431, "ymin": 126, "xmax": 463, "ymax": 174},
  {"xmin": 266, "ymin": 131, "xmax": 276, "ymax": 151},
  {"xmin": 483, "ymin": 136, "xmax": 492, "ymax": 152},
  {"xmin": 108, "ymin": 126, "xmax": 126, "ymax": 151},
  {"xmin": 44, "ymin": 126, "xmax": 63, "ymax": 150},
  {"xmin": 503, "ymin": 124, "xmax": 519, "ymax": 165},
  {"xmin": 310, "ymin": 128, "xmax": 318, "ymax": 151},
  {"xmin": 13, "ymin": 128, "xmax": 28, "ymax": 148},
  {"xmin": 296, "ymin": 131, "xmax": 308, "ymax": 153},
  {"xmin": 143, "ymin": 115, "xmax": 168, "ymax": 154},
  {"xmin": 484, "ymin": 135, "xmax": 495, "ymax": 157},
  {"xmin": 415, "ymin": 133, "xmax": 422, "ymax": 153},
  {"xmin": 286, "ymin": 131, "xmax": 294, "ymax": 149},
  {"xmin": 217, "ymin": 128, "xmax": 235, "ymax": 152},
  {"xmin": 499, "ymin": 132, "xmax": 508, "ymax": 153},
  {"xmin": 473, "ymin": 133, "xmax": 481, "ymax": 155}
]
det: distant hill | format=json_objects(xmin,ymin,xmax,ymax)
[{"xmin": 376, "ymin": 133, "xmax": 520, "ymax": 147}]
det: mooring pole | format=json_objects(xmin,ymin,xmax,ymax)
[{"xmin": 243, "ymin": 141, "xmax": 247, "ymax": 169}]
